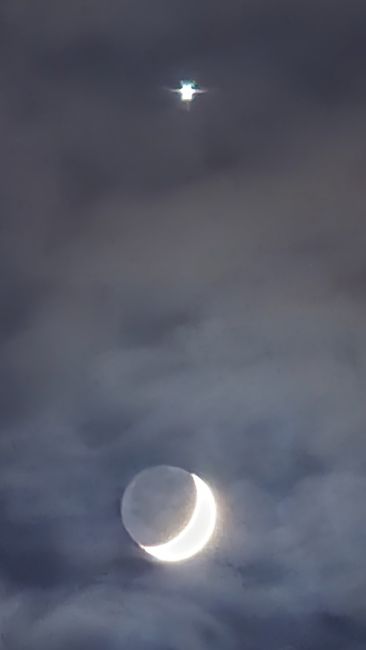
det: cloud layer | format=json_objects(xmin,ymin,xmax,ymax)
[{"xmin": 1, "ymin": 1, "xmax": 366, "ymax": 648}]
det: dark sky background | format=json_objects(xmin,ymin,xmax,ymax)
[{"xmin": 1, "ymin": 0, "xmax": 366, "ymax": 648}]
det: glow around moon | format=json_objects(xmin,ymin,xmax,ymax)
[{"xmin": 141, "ymin": 473, "xmax": 217, "ymax": 562}]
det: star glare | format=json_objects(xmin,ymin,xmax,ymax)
[{"xmin": 179, "ymin": 82, "xmax": 197, "ymax": 102}]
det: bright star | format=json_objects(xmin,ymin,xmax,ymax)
[
  {"xmin": 170, "ymin": 80, "xmax": 206, "ymax": 107},
  {"xmin": 179, "ymin": 82, "xmax": 196, "ymax": 102}
]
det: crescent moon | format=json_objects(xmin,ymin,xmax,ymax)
[{"xmin": 140, "ymin": 474, "xmax": 217, "ymax": 562}]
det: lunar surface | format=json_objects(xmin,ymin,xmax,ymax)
[{"xmin": 121, "ymin": 465, "xmax": 217, "ymax": 561}]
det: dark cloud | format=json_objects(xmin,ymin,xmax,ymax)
[{"xmin": 0, "ymin": 0, "xmax": 366, "ymax": 648}]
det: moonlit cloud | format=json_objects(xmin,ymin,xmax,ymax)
[{"xmin": 0, "ymin": 1, "xmax": 366, "ymax": 648}]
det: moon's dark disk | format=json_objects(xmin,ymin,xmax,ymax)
[{"xmin": 121, "ymin": 465, "xmax": 196, "ymax": 547}]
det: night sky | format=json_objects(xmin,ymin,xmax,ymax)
[{"xmin": 1, "ymin": 1, "xmax": 366, "ymax": 648}]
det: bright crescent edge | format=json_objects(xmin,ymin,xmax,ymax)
[{"xmin": 140, "ymin": 474, "xmax": 217, "ymax": 562}]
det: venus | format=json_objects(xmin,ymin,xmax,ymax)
[{"xmin": 121, "ymin": 466, "xmax": 217, "ymax": 562}]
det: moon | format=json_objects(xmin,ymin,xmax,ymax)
[
  {"xmin": 121, "ymin": 466, "xmax": 217, "ymax": 562},
  {"xmin": 141, "ymin": 473, "xmax": 217, "ymax": 562}
]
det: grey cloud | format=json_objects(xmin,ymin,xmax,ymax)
[
  {"xmin": 1, "ymin": 0, "xmax": 366, "ymax": 648},
  {"xmin": 2, "ymin": 586, "xmax": 237, "ymax": 650}
]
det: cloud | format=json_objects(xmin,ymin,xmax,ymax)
[{"xmin": 1, "ymin": 0, "xmax": 366, "ymax": 647}]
